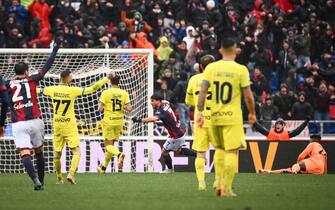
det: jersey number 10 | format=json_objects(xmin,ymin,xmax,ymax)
[{"xmin": 213, "ymin": 81, "xmax": 232, "ymax": 104}]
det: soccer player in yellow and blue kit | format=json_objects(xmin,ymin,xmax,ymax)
[
  {"xmin": 185, "ymin": 54, "xmax": 215, "ymax": 191},
  {"xmin": 197, "ymin": 38, "xmax": 256, "ymax": 197},
  {"xmin": 97, "ymin": 74, "xmax": 132, "ymax": 173},
  {"xmin": 40, "ymin": 70, "xmax": 109, "ymax": 184}
]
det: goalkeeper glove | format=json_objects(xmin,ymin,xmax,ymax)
[{"xmin": 132, "ymin": 117, "xmax": 142, "ymax": 123}]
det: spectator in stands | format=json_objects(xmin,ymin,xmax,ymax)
[
  {"xmin": 129, "ymin": 32, "xmax": 158, "ymax": 57},
  {"xmin": 183, "ymin": 26, "xmax": 195, "ymax": 51},
  {"xmin": 329, "ymin": 84, "xmax": 335, "ymax": 120},
  {"xmin": 50, "ymin": 0, "xmax": 77, "ymax": 28},
  {"xmin": 314, "ymin": 82, "xmax": 331, "ymax": 121},
  {"xmin": 294, "ymin": 27, "xmax": 311, "ymax": 69},
  {"xmin": 112, "ymin": 22, "xmax": 130, "ymax": 46},
  {"xmin": 28, "ymin": 24, "xmax": 52, "ymax": 48},
  {"xmin": 171, "ymin": 20, "xmax": 186, "ymax": 43},
  {"xmin": 285, "ymin": 69, "xmax": 297, "ymax": 93},
  {"xmin": 276, "ymin": 40, "xmax": 297, "ymax": 82},
  {"xmin": 172, "ymin": 72, "xmax": 189, "ymax": 132},
  {"xmin": 291, "ymin": 91, "xmax": 313, "ymax": 120},
  {"xmin": 317, "ymin": 52, "xmax": 335, "ymax": 84},
  {"xmin": 273, "ymin": 83, "xmax": 296, "ymax": 119},
  {"xmin": 5, "ymin": 0, "xmax": 28, "ymax": 28},
  {"xmin": 259, "ymin": 95, "xmax": 279, "ymax": 129},
  {"xmin": 28, "ymin": 0, "xmax": 52, "ymax": 30},
  {"xmin": 158, "ymin": 68, "xmax": 176, "ymax": 91},
  {"xmin": 251, "ymin": 66, "xmax": 267, "ymax": 103},
  {"xmin": 155, "ymin": 80, "xmax": 173, "ymax": 104},
  {"xmin": 157, "ymin": 36, "xmax": 173, "ymax": 62},
  {"xmin": 160, "ymin": 52, "xmax": 183, "ymax": 78},
  {"xmin": 121, "ymin": 10, "xmax": 152, "ymax": 34}
]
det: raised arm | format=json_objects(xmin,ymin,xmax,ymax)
[
  {"xmin": 253, "ymin": 121, "xmax": 270, "ymax": 136},
  {"xmin": 82, "ymin": 77, "xmax": 109, "ymax": 95},
  {"xmin": 288, "ymin": 118, "xmax": 309, "ymax": 138},
  {"xmin": 31, "ymin": 40, "xmax": 61, "ymax": 81}
]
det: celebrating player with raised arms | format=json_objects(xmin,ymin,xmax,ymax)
[
  {"xmin": 132, "ymin": 94, "xmax": 196, "ymax": 173},
  {"xmin": 185, "ymin": 54, "xmax": 215, "ymax": 191},
  {"xmin": 39, "ymin": 70, "xmax": 109, "ymax": 184},
  {"xmin": 5, "ymin": 40, "xmax": 60, "ymax": 190},
  {"xmin": 97, "ymin": 74, "xmax": 132, "ymax": 173},
  {"xmin": 197, "ymin": 38, "xmax": 256, "ymax": 197}
]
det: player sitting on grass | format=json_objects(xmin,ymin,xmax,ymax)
[
  {"xmin": 5, "ymin": 40, "xmax": 60, "ymax": 190},
  {"xmin": 260, "ymin": 134, "xmax": 327, "ymax": 175},
  {"xmin": 97, "ymin": 74, "xmax": 132, "ymax": 173},
  {"xmin": 185, "ymin": 54, "xmax": 215, "ymax": 191},
  {"xmin": 132, "ymin": 94, "xmax": 196, "ymax": 173},
  {"xmin": 253, "ymin": 117, "xmax": 310, "ymax": 140},
  {"xmin": 39, "ymin": 70, "xmax": 109, "ymax": 184}
]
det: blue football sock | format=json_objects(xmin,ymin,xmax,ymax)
[
  {"xmin": 162, "ymin": 154, "xmax": 173, "ymax": 169},
  {"xmin": 21, "ymin": 155, "xmax": 37, "ymax": 182},
  {"xmin": 35, "ymin": 152, "xmax": 45, "ymax": 184}
]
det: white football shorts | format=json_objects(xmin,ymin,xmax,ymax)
[{"xmin": 12, "ymin": 118, "xmax": 45, "ymax": 149}]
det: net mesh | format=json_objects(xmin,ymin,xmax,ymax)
[{"xmin": 0, "ymin": 49, "xmax": 153, "ymax": 173}]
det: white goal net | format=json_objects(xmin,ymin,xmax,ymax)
[{"xmin": 0, "ymin": 48, "xmax": 154, "ymax": 173}]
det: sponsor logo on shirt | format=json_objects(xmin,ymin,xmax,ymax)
[
  {"xmin": 55, "ymin": 118, "xmax": 71, "ymax": 123},
  {"xmin": 212, "ymin": 111, "xmax": 233, "ymax": 117},
  {"xmin": 13, "ymin": 101, "xmax": 33, "ymax": 110}
]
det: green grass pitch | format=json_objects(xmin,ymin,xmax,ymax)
[{"xmin": 1, "ymin": 173, "xmax": 334, "ymax": 210}]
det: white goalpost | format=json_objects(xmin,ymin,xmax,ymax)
[{"xmin": 0, "ymin": 48, "xmax": 154, "ymax": 173}]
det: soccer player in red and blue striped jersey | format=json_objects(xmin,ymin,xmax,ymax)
[
  {"xmin": 5, "ymin": 40, "xmax": 60, "ymax": 190},
  {"xmin": 132, "ymin": 94, "xmax": 196, "ymax": 173}
]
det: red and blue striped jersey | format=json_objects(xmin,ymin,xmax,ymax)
[
  {"xmin": 7, "ymin": 76, "xmax": 41, "ymax": 122},
  {"xmin": 154, "ymin": 104, "xmax": 185, "ymax": 139},
  {"xmin": 6, "ymin": 44, "xmax": 59, "ymax": 123}
]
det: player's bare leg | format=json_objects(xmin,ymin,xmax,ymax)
[
  {"xmin": 259, "ymin": 168, "xmax": 294, "ymax": 174},
  {"xmin": 53, "ymin": 151, "xmax": 64, "ymax": 184},
  {"xmin": 20, "ymin": 149, "xmax": 42, "ymax": 190},
  {"xmin": 67, "ymin": 147, "xmax": 80, "ymax": 185},
  {"xmin": 195, "ymin": 151, "xmax": 207, "ymax": 191}
]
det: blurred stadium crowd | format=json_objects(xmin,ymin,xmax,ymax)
[{"xmin": 0, "ymin": 0, "xmax": 334, "ymax": 128}]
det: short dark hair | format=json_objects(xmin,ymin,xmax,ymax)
[
  {"xmin": 151, "ymin": 93, "xmax": 163, "ymax": 101},
  {"xmin": 200, "ymin": 54, "xmax": 215, "ymax": 72},
  {"xmin": 14, "ymin": 62, "xmax": 28, "ymax": 75},
  {"xmin": 60, "ymin": 70, "xmax": 71, "ymax": 80},
  {"xmin": 221, "ymin": 38, "xmax": 236, "ymax": 49},
  {"xmin": 110, "ymin": 75, "xmax": 120, "ymax": 85}
]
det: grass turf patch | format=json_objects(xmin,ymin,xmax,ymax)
[{"xmin": 0, "ymin": 173, "xmax": 334, "ymax": 210}]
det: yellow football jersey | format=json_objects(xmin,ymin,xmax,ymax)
[
  {"xmin": 185, "ymin": 73, "xmax": 212, "ymax": 128},
  {"xmin": 100, "ymin": 87, "xmax": 130, "ymax": 126},
  {"xmin": 41, "ymin": 77, "xmax": 108, "ymax": 129},
  {"xmin": 202, "ymin": 60, "xmax": 250, "ymax": 125}
]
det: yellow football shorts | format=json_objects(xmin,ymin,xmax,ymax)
[
  {"xmin": 211, "ymin": 124, "xmax": 247, "ymax": 151},
  {"xmin": 53, "ymin": 128, "xmax": 80, "ymax": 152},
  {"xmin": 102, "ymin": 124, "xmax": 122, "ymax": 141},
  {"xmin": 192, "ymin": 126, "xmax": 214, "ymax": 152}
]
